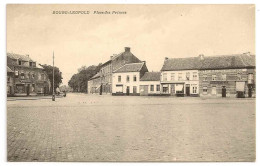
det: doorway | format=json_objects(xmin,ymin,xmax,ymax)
[
  {"xmin": 170, "ymin": 84, "xmax": 175, "ymax": 96},
  {"xmin": 222, "ymin": 86, "xmax": 226, "ymax": 97},
  {"xmin": 248, "ymin": 88, "xmax": 252, "ymax": 98},
  {"xmin": 186, "ymin": 84, "xmax": 190, "ymax": 96},
  {"xmin": 126, "ymin": 86, "xmax": 130, "ymax": 96}
]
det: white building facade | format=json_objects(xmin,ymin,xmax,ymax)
[
  {"xmin": 160, "ymin": 70, "xmax": 199, "ymax": 96},
  {"xmin": 112, "ymin": 62, "xmax": 148, "ymax": 96}
]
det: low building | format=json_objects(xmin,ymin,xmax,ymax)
[
  {"xmin": 198, "ymin": 53, "xmax": 255, "ymax": 98},
  {"xmin": 7, "ymin": 66, "xmax": 15, "ymax": 96},
  {"xmin": 161, "ymin": 57, "xmax": 200, "ymax": 97},
  {"xmin": 7, "ymin": 53, "xmax": 51, "ymax": 96},
  {"xmin": 88, "ymin": 73, "xmax": 101, "ymax": 94},
  {"xmin": 112, "ymin": 62, "xmax": 148, "ymax": 96},
  {"xmin": 139, "ymin": 72, "xmax": 161, "ymax": 96},
  {"xmin": 160, "ymin": 53, "xmax": 255, "ymax": 98}
]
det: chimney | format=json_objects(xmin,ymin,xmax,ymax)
[
  {"xmin": 26, "ymin": 54, "xmax": 29, "ymax": 57},
  {"xmin": 125, "ymin": 47, "xmax": 131, "ymax": 52},
  {"xmin": 199, "ymin": 54, "xmax": 204, "ymax": 60},
  {"xmin": 243, "ymin": 52, "xmax": 251, "ymax": 56},
  {"xmin": 165, "ymin": 57, "xmax": 169, "ymax": 61},
  {"xmin": 142, "ymin": 61, "xmax": 146, "ymax": 64}
]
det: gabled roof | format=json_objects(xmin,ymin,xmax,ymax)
[
  {"xmin": 140, "ymin": 72, "xmax": 160, "ymax": 81},
  {"xmin": 161, "ymin": 53, "xmax": 256, "ymax": 71},
  {"xmin": 7, "ymin": 53, "xmax": 34, "ymax": 62},
  {"xmin": 7, "ymin": 66, "xmax": 13, "ymax": 73},
  {"xmin": 113, "ymin": 62, "xmax": 145, "ymax": 73}
]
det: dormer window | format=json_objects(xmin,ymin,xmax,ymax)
[
  {"xmin": 19, "ymin": 61, "xmax": 22, "ymax": 65},
  {"xmin": 30, "ymin": 62, "xmax": 33, "ymax": 67}
]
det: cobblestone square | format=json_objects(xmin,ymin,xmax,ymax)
[{"xmin": 7, "ymin": 93, "xmax": 255, "ymax": 161}]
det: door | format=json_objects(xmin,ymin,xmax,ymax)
[
  {"xmin": 26, "ymin": 84, "xmax": 30, "ymax": 96},
  {"xmin": 186, "ymin": 84, "xmax": 190, "ymax": 96},
  {"xmin": 248, "ymin": 88, "xmax": 252, "ymax": 98},
  {"xmin": 126, "ymin": 86, "xmax": 130, "ymax": 95},
  {"xmin": 140, "ymin": 85, "xmax": 148, "ymax": 96},
  {"xmin": 170, "ymin": 84, "xmax": 175, "ymax": 96},
  {"xmin": 133, "ymin": 86, "xmax": 137, "ymax": 94},
  {"xmin": 222, "ymin": 86, "xmax": 226, "ymax": 97}
]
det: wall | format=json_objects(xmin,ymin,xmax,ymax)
[
  {"xmin": 112, "ymin": 72, "xmax": 140, "ymax": 95},
  {"xmin": 161, "ymin": 70, "xmax": 199, "ymax": 95},
  {"xmin": 139, "ymin": 81, "xmax": 161, "ymax": 95},
  {"xmin": 199, "ymin": 68, "xmax": 255, "ymax": 97}
]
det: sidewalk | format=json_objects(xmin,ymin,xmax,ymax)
[{"xmin": 7, "ymin": 95, "xmax": 64, "ymax": 101}]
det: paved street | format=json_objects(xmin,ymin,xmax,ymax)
[{"xmin": 7, "ymin": 93, "xmax": 255, "ymax": 161}]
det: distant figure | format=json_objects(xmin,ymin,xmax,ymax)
[
  {"xmin": 56, "ymin": 87, "xmax": 61, "ymax": 96},
  {"xmin": 63, "ymin": 90, "xmax": 66, "ymax": 97}
]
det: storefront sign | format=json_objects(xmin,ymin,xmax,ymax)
[
  {"xmin": 236, "ymin": 81, "xmax": 245, "ymax": 91},
  {"xmin": 210, "ymin": 81, "xmax": 228, "ymax": 84}
]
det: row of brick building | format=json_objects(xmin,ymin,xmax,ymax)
[
  {"xmin": 88, "ymin": 47, "xmax": 255, "ymax": 98},
  {"xmin": 7, "ymin": 53, "xmax": 51, "ymax": 96}
]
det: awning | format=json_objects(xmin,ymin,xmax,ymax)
[{"xmin": 175, "ymin": 84, "xmax": 184, "ymax": 91}]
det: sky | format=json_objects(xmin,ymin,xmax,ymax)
[{"xmin": 7, "ymin": 4, "xmax": 255, "ymax": 85}]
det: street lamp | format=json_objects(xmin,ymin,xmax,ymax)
[{"xmin": 52, "ymin": 51, "xmax": 55, "ymax": 101}]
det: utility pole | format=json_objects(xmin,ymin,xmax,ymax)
[{"xmin": 52, "ymin": 51, "xmax": 55, "ymax": 101}]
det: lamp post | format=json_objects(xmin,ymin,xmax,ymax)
[{"xmin": 52, "ymin": 51, "xmax": 55, "ymax": 101}]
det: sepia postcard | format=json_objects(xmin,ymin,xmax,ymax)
[{"xmin": 6, "ymin": 4, "xmax": 255, "ymax": 162}]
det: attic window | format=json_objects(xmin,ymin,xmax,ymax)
[
  {"xmin": 19, "ymin": 61, "xmax": 22, "ymax": 65},
  {"xmin": 30, "ymin": 62, "xmax": 32, "ymax": 67}
]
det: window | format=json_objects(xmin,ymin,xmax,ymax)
[
  {"xmin": 163, "ymin": 87, "xmax": 168, "ymax": 93},
  {"xmin": 193, "ymin": 72, "xmax": 198, "ymax": 80},
  {"xmin": 118, "ymin": 76, "xmax": 121, "ymax": 82},
  {"xmin": 171, "ymin": 73, "xmax": 175, "ymax": 81},
  {"xmin": 186, "ymin": 72, "xmax": 190, "ymax": 80},
  {"xmin": 133, "ymin": 75, "xmax": 137, "ymax": 82},
  {"xmin": 126, "ymin": 75, "xmax": 130, "ymax": 82},
  {"xmin": 25, "ymin": 72, "xmax": 29, "ymax": 79},
  {"xmin": 212, "ymin": 75, "xmax": 217, "ymax": 81},
  {"xmin": 133, "ymin": 86, "xmax": 137, "ymax": 93},
  {"xmin": 20, "ymin": 72, "xmax": 25, "ymax": 79},
  {"xmin": 237, "ymin": 73, "xmax": 242, "ymax": 80},
  {"xmin": 203, "ymin": 86, "xmax": 207, "ymax": 94},
  {"xmin": 203, "ymin": 74, "xmax": 207, "ymax": 81},
  {"xmin": 41, "ymin": 74, "xmax": 45, "ymax": 80},
  {"xmin": 150, "ymin": 85, "xmax": 154, "ymax": 91},
  {"xmin": 192, "ymin": 86, "xmax": 197, "ymax": 93},
  {"xmin": 212, "ymin": 86, "xmax": 217, "ymax": 95},
  {"xmin": 18, "ymin": 61, "xmax": 22, "ymax": 65},
  {"xmin": 116, "ymin": 85, "xmax": 123, "ymax": 92},
  {"xmin": 7, "ymin": 76, "xmax": 10, "ymax": 82},
  {"xmin": 31, "ymin": 73, "xmax": 35, "ymax": 79},
  {"xmin": 29, "ymin": 62, "xmax": 32, "ymax": 67},
  {"xmin": 222, "ymin": 74, "xmax": 226, "ymax": 81},
  {"xmin": 248, "ymin": 73, "xmax": 253, "ymax": 84},
  {"xmin": 38, "ymin": 73, "xmax": 41, "ymax": 80},
  {"xmin": 32, "ymin": 84, "xmax": 35, "ymax": 92},
  {"xmin": 156, "ymin": 85, "xmax": 160, "ymax": 91},
  {"xmin": 178, "ymin": 73, "xmax": 182, "ymax": 81},
  {"xmin": 163, "ymin": 73, "xmax": 167, "ymax": 81}
]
